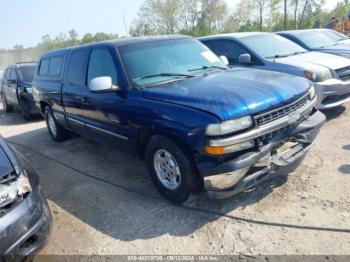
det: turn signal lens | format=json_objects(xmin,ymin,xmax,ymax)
[{"xmin": 205, "ymin": 140, "xmax": 255, "ymax": 155}]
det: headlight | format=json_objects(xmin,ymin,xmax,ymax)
[
  {"xmin": 26, "ymin": 87, "xmax": 33, "ymax": 94},
  {"xmin": 0, "ymin": 172, "xmax": 31, "ymax": 209},
  {"xmin": 206, "ymin": 116, "xmax": 253, "ymax": 136},
  {"xmin": 304, "ymin": 69, "xmax": 332, "ymax": 82},
  {"xmin": 309, "ymin": 86, "xmax": 316, "ymax": 99}
]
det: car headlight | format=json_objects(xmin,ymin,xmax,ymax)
[
  {"xmin": 0, "ymin": 172, "xmax": 31, "ymax": 209},
  {"xmin": 304, "ymin": 69, "xmax": 333, "ymax": 82},
  {"xmin": 206, "ymin": 116, "xmax": 253, "ymax": 136},
  {"xmin": 309, "ymin": 86, "xmax": 316, "ymax": 99},
  {"xmin": 26, "ymin": 87, "xmax": 33, "ymax": 94}
]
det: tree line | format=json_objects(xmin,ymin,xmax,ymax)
[
  {"xmin": 130, "ymin": 0, "xmax": 350, "ymax": 36},
  {"xmin": 0, "ymin": 31, "xmax": 118, "ymax": 71},
  {"xmin": 1, "ymin": 0, "xmax": 350, "ymax": 70}
]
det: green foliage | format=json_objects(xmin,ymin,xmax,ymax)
[
  {"xmin": 0, "ymin": 31, "xmax": 119, "ymax": 70},
  {"xmin": 1, "ymin": 0, "xmax": 350, "ymax": 71}
]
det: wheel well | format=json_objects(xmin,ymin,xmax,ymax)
[
  {"xmin": 40, "ymin": 101, "xmax": 49, "ymax": 115},
  {"xmin": 137, "ymin": 129, "xmax": 204, "ymax": 192}
]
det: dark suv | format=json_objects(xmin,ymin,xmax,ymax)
[{"xmin": 1, "ymin": 63, "xmax": 39, "ymax": 120}]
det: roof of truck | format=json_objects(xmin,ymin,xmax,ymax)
[{"xmin": 40, "ymin": 35, "xmax": 192, "ymax": 58}]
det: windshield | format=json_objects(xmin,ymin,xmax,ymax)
[
  {"xmin": 240, "ymin": 34, "xmax": 307, "ymax": 59},
  {"xmin": 296, "ymin": 31, "xmax": 338, "ymax": 48},
  {"xmin": 118, "ymin": 38, "xmax": 227, "ymax": 87},
  {"xmin": 321, "ymin": 30, "xmax": 348, "ymax": 42},
  {"xmin": 19, "ymin": 65, "xmax": 36, "ymax": 82}
]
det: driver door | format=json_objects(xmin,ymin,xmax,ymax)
[{"xmin": 81, "ymin": 46, "xmax": 130, "ymax": 149}]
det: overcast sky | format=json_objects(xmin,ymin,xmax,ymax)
[{"xmin": 0, "ymin": 0, "xmax": 341, "ymax": 49}]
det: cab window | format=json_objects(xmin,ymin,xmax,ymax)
[
  {"xmin": 87, "ymin": 49, "xmax": 118, "ymax": 85},
  {"xmin": 210, "ymin": 40, "xmax": 251, "ymax": 65}
]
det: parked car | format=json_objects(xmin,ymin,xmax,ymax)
[
  {"xmin": 199, "ymin": 32, "xmax": 350, "ymax": 109},
  {"xmin": 32, "ymin": 35, "xmax": 325, "ymax": 203},
  {"xmin": 314, "ymin": 29, "xmax": 350, "ymax": 45},
  {"xmin": 277, "ymin": 29, "xmax": 350, "ymax": 59},
  {"xmin": 0, "ymin": 62, "xmax": 39, "ymax": 120},
  {"xmin": 0, "ymin": 135, "xmax": 52, "ymax": 255}
]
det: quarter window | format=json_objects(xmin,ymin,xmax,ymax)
[
  {"xmin": 39, "ymin": 59, "xmax": 50, "ymax": 76},
  {"xmin": 87, "ymin": 49, "xmax": 118, "ymax": 85}
]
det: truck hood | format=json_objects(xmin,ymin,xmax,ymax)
[
  {"xmin": 275, "ymin": 51, "xmax": 350, "ymax": 71},
  {"xmin": 142, "ymin": 68, "xmax": 311, "ymax": 121}
]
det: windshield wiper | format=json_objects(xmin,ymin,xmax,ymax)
[
  {"xmin": 136, "ymin": 73, "xmax": 196, "ymax": 81},
  {"xmin": 188, "ymin": 65, "xmax": 227, "ymax": 72},
  {"xmin": 293, "ymin": 51, "xmax": 307, "ymax": 55},
  {"xmin": 265, "ymin": 54, "xmax": 289, "ymax": 59}
]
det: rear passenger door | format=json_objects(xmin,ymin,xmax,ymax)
[
  {"xmin": 62, "ymin": 48, "xmax": 88, "ymax": 133},
  {"xmin": 81, "ymin": 46, "xmax": 129, "ymax": 148}
]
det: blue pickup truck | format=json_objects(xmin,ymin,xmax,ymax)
[{"xmin": 32, "ymin": 35, "xmax": 325, "ymax": 203}]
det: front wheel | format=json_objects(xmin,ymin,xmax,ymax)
[
  {"xmin": 1, "ymin": 93, "xmax": 13, "ymax": 113},
  {"xmin": 19, "ymin": 97, "xmax": 32, "ymax": 121},
  {"xmin": 45, "ymin": 106, "xmax": 70, "ymax": 142},
  {"xmin": 145, "ymin": 135, "xmax": 199, "ymax": 204}
]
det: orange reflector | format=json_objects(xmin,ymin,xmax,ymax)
[{"xmin": 205, "ymin": 146, "xmax": 225, "ymax": 155}]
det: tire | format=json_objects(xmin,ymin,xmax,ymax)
[
  {"xmin": 1, "ymin": 93, "xmax": 14, "ymax": 113},
  {"xmin": 19, "ymin": 97, "xmax": 32, "ymax": 121},
  {"xmin": 44, "ymin": 106, "xmax": 70, "ymax": 142},
  {"xmin": 145, "ymin": 135, "xmax": 199, "ymax": 204}
]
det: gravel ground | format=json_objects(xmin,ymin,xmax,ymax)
[{"xmin": 0, "ymin": 103, "xmax": 349, "ymax": 256}]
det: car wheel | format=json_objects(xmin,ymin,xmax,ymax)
[
  {"xmin": 145, "ymin": 135, "xmax": 198, "ymax": 204},
  {"xmin": 44, "ymin": 106, "xmax": 70, "ymax": 142},
  {"xmin": 1, "ymin": 93, "xmax": 13, "ymax": 113},
  {"xmin": 19, "ymin": 97, "xmax": 32, "ymax": 121}
]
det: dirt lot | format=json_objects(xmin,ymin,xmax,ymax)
[{"xmin": 0, "ymin": 103, "xmax": 349, "ymax": 256}]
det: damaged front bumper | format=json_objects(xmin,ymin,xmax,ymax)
[{"xmin": 197, "ymin": 109, "xmax": 326, "ymax": 199}]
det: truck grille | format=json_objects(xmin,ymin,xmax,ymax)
[
  {"xmin": 254, "ymin": 94, "xmax": 310, "ymax": 127},
  {"xmin": 336, "ymin": 66, "xmax": 350, "ymax": 81}
]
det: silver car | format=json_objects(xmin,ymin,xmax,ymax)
[{"xmin": 199, "ymin": 32, "xmax": 350, "ymax": 109}]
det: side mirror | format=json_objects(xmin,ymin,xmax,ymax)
[
  {"xmin": 89, "ymin": 77, "xmax": 120, "ymax": 93},
  {"xmin": 219, "ymin": 55, "xmax": 229, "ymax": 65},
  {"xmin": 7, "ymin": 79, "xmax": 17, "ymax": 85},
  {"xmin": 239, "ymin": 53, "xmax": 252, "ymax": 64}
]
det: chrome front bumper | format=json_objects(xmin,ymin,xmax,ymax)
[
  {"xmin": 314, "ymin": 79, "xmax": 350, "ymax": 109},
  {"xmin": 198, "ymin": 109, "xmax": 326, "ymax": 199}
]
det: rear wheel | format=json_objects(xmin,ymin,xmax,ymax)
[
  {"xmin": 19, "ymin": 97, "xmax": 32, "ymax": 121},
  {"xmin": 1, "ymin": 93, "xmax": 13, "ymax": 113},
  {"xmin": 45, "ymin": 106, "xmax": 70, "ymax": 142},
  {"xmin": 145, "ymin": 135, "xmax": 199, "ymax": 204}
]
